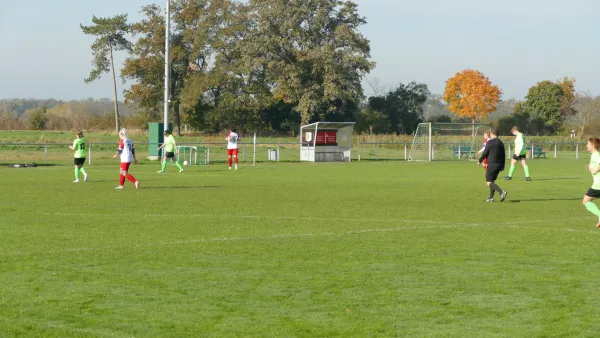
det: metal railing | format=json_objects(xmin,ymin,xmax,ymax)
[
  {"xmin": 0, "ymin": 141, "xmax": 303, "ymax": 165},
  {"xmin": 0, "ymin": 141, "xmax": 591, "ymax": 165},
  {"xmin": 355, "ymin": 142, "xmax": 590, "ymax": 161}
]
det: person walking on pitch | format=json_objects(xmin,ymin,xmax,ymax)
[
  {"xmin": 505, "ymin": 126, "xmax": 531, "ymax": 181},
  {"xmin": 113, "ymin": 129, "xmax": 140, "ymax": 190},
  {"xmin": 157, "ymin": 130, "xmax": 184, "ymax": 173},
  {"xmin": 478, "ymin": 129, "xmax": 508, "ymax": 202},
  {"xmin": 582, "ymin": 138, "xmax": 600, "ymax": 228},
  {"xmin": 69, "ymin": 130, "xmax": 88, "ymax": 183}
]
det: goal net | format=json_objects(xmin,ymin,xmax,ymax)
[{"xmin": 409, "ymin": 123, "xmax": 491, "ymax": 161}]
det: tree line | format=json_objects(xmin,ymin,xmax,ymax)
[
  {"xmin": 81, "ymin": 0, "xmax": 374, "ymax": 135},
  {"xmin": 3, "ymin": 1, "xmax": 599, "ymax": 137},
  {"xmin": 77, "ymin": 0, "xmax": 598, "ymax": 138},
  {"xmin": 0, "ymin": 99, "xmax": 137, "ymax": 131},
  {"xmin": 3, "ymin": 80, "xmax": 598, "ymax": 138}
]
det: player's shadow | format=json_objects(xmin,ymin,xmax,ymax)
[
  {"xmin": 508, "ymin": 197, "xmax": 581, "ymax": 203},
  {"xmin": 144, "ymin": 185, "xmax": 222, "ymax": 190},
  {"xmin": 530, "ymin": 177, "xmax": 581, "ymax": 181},
  {"xmin": 2, "ymin": 163, "xmax": 57, "ymax": 167}
]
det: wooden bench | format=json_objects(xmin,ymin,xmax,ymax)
[
  {"xmin": 526, "ymin": 146, "xmax": 546, "ymax": 158},
  {"xmin": 452, "ymin": 146, "xmax": 473, "ymax": 159}
]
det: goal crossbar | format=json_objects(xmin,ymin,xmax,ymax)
[{"xmin": 409, "ymin": 122, "xmax": 491, "ymax": 161}]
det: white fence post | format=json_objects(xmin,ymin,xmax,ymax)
[
  {"xmin": 404, "ymin": 144, "xmax": 407, "ymax": 161},
  {"xmin": 376, "ymin": 142, "xmax": 379, "ymax": 160},
  {"xmin": 88, "ymin": 144, "xmax": 92, "ymax": 165},
  {"xmin": 253, "ymin": 132, "xmax": 256, "ymax": 166},
  {"xmin": 576, "ymin": 144, "xmax": 579, "ymax": 160},
  {"xmin": 554, "ymin": 143, "xmax": 557, "ymax": 159},
  {"xmin": 531, "ymin": 143, "xmax": 534, "ymax": 160},
  {"xmin": 44, "ymin": 145, "xmax": 48, "ymax": 165},
  {"xmin": 357, "ymin": 142, "xmax": 361, "ymax": 161}
]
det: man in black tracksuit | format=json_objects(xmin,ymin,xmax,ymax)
[{"xmin": 479, "ymin": 130, "xmax": 508, "ymax": 202}]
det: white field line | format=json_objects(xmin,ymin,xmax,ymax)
[
  {"xmin": 504, "ymin": 225, "xmax": 596, "ymax": 233},
  {"xmin": 1, "ymin": 216, "xmax": 595, "ymax": 257},
  {"xmin": 46, "ymin": 212, "xmax": 589, "ymax": 225}
]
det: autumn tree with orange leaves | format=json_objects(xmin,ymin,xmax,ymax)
[{"xmin": 442, "ymin": 70, "xmax": 502, "ymax": 123}]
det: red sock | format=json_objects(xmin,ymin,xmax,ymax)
[
  {"xmin": 228, "ymin": 157, "xmax": 232, "ymax": 167},
  {"xmin": 234, "ymin": 156, "xmax": 238, "ymax": 164},
  {"xmin": 119, "ymin": 174, "xmax": 125, "ymax": 186},
  {"xmin": 126, "ymin": 174, "xmax": 136, "ymax": 183}
]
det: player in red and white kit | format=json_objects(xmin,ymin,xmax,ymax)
[
  {"xmin": 226, "ymin": 127, "xmax": 239, "ymax": 170},
  {"xmin": 477, "ymin": 132, "xmax": 491, "ymax": 170},
  {"xmin": 113, "ymin": 129, "xmax": 140, "ymax": 189}
]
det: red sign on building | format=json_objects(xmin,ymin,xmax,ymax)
[
  {"xmin": 303, "ymin": 130, "xmax": 338, "ymax": 145},
  {"xmin": 325, "ymin": 132, "xmax": 337, "ymax": 144}
]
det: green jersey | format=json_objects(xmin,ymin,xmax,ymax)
[
  {"xmin": 590, "ymin": 152, "xmax": 600, "ymax": 190},
  {"xmin": 164, "ymin": 135, "xmax": 176, "ymax": 152},
  {"xmin": 514, "ymin": 132, "xmax": 526, "ymax": 156},
  {"xmin": 73, "ymin": 137, "xmax": 86, "ymax": 158}
]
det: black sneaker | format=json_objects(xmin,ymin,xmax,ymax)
[
  {"xmin": 485, "ymin": 198, "xmax": 494, "ymax": 202},
  {"xmin": 500, "ymin": 191, "xmax": 508, "ymax": 202},
  {"xmin": 504, "ymin": 176, "xmax": 512, "ymax": 180},
  {"xmin": 525, "ymin": 177, "xmax": 532, "ymax": 182}
]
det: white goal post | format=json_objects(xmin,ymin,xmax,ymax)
[{"xmin": 409, "ymin": 122, "xmax": 491, "ymax": 161}]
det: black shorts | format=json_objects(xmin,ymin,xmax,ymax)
[
  {"xmin": 586, "ymin": 188, "xmax": 600, "ymax": 198},
  {"xmin": 486, "ymin": 164, "xmax": 503, "ymax": 182},
  {"xmin": 513, "ymin": 154, "xmax": 527, "ymax": 161},
  {"xmin": 165, "ymin": 152, "xmax": 176, "ymax": 159},
  {"xmin": 74, "ymin": 158, "xmax": 86, "ymax": 166}
]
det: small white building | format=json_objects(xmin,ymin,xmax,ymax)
[{"xmin": 300, "ymin": 122, "xmax": 355, "ymax": 162}]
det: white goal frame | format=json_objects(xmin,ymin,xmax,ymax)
[{"xmin": 408, "ymin": 122, "xmax": 491, "ymax": 161}]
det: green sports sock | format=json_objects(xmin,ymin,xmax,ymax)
[
  {"xmin": 508, "ymin": 165, "xmax": 516, "ymax": 177},
  {"xmin": 74, "ymin": 167, "xmax": 80, "ymax": 180},
  {"xmin": 80, "ymin": 168, "xmax": 87, "ymax": 176},
  {"xmin": 585, "ymin": 202, "xmax": 600, "ymax": 217},
  {"xmin": 175, "ymin": 161, "xmax": 183, "ymax": 170},
  {"xmin": 161, "ymin": 160, "xmax": 167, "ymax": 172},
  {"xmin": 523, "ymin": 166, "xmax": 530, "ymax": 178}
]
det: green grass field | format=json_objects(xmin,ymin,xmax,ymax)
[{"xmin": 2, "ymin": 157, "xmax": 600, "ymax": 337}]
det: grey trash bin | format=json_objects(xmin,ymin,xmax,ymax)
[{"xmin": 268, "ymin": 149, "xmax": 278, "ymax": 161}]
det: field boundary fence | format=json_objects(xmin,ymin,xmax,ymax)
[
  {"xmin": 0, "ymin": 141, "xmax": 591, "ymax": 165},
  {"xmin": 0, "ymin": 141, "xmax": 302, "ymax": 165},
  {"xmin": 356, "ymin": 141, "xmax": 589, "ymax": 161}
]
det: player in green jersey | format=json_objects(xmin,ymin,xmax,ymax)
[
  {"xmin": 157, "ymin": 130, "xmax": 184, "ymax": 173},
  {"xmin": 68, "ymin": 130, "xmax": 88, "ymax": 183},
  {"xmin": 504, "ymin": 126, "xmax": 531, "ymax": 181},
  {"xmin": 583, "ymin": 138, "xmax": 600, "ymax": 228}
]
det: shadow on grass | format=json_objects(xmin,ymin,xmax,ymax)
[
  {"xmin": 2, "ymin": 163, "xmax": 57, "ymax": 167},
  {"xmin": 143, "ymin": 186, "xmax": 222, "ymax": 190},
  {"xmin": 508, "ymin": 197, "xmax": 581, "ymax": 203},
  {"xmin": 529, "ymin": 177, "xmax": 581, "ymax": 181},
  {"xmin": 354, "ymin": 159, "xmax": 408, "ymax": 162}
]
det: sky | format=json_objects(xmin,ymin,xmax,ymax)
[{"xmin": 0, "ymin": 0, "xmax": 599, "ymax": 101}]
